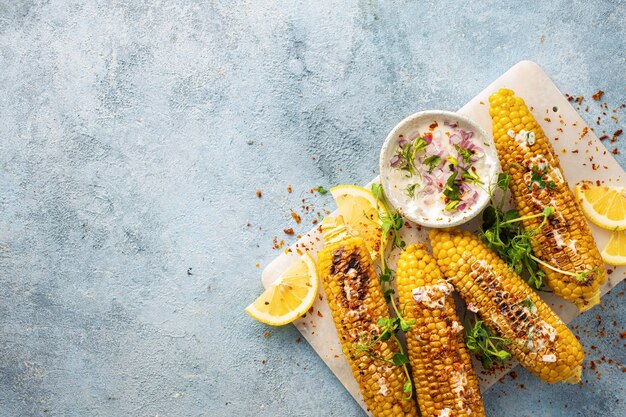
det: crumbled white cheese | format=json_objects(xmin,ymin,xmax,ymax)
[
  {"xmin": 439, "ymin": 408, "xmax": 451, "ymax": 417},
  {"xmin": 526, "ymin": 131, "xmax": 536, "ymax": 145},
  {"xmin": 378, "ymin": 377, "xmax": 389, "ymax": 396},
  {"xmin": 451, "ymin": 321, "xmax": 464, "ymax": 333},
  {"xmin": 507, "ymin": 129, "xmax": 516, "ymax": 138},
  {"xmin": 467, "ymin": 303, "xmax": 479, "ymax": 313},
  {"xmin": 542, "ymin": 354, "xmax": 557, "ymax": 363},
  {"xmin": 412, "ymin": 281, "xmax": 453, "ymax": 309}
]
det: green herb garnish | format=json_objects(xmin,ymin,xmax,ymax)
[
  {"xmin": 454, "ymin": 144, "xmax": 475, "ymax": 165},
  {"xmin": 461, "ymin": 168, "xmax": 483, "ymax": 185},
  {"xmin": 443, "ymin": 172, "xmax": 462, "ymax": 211},
  {"xmin": 406, "ymin": 183, "xmax": 419, "ymax": 198},
  {"xmin": 482, "ymin": 173, "xmax": 596, "ymax": 289},
  {"xmin": 317, "ymin": 186, "xmax": 328, "ymax": 195},
  {"xmin": 395, "ymin": 136, "xmax": 429, "ymax": 177},
  {"xmin": 465, "ymin": 319, "xmax": 512, "ymax": 370},
  {"xmin": 423, "ymin": 155, "xmax": 442, "ymax": 173},
  {"xmin": 529, "ymin": 164, "xmax": 557, "ymax": 190}
]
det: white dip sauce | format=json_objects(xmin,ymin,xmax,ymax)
[{"xmin": 383, "ymin": 118, "xmax": 497, "ymax": 223}]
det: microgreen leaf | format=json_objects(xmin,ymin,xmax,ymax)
[
  {"xmin": 403, "ymin": 380, "xmax": 412, "ymax": 393},
  {"xmin": 317, "ymin": 186, "xmax": 328, "ymax": 195},
  {"xmin": 400, "ymin": 318, "xmax": 416, "ymax": 332},
  {"xmin": 465, "ymin": 319, "xmax": 511, "ymax": 370},
  {"xmin": 497, "ymin": 172, "xmax": 511, "ymax": 191},
  {"xmin": 393, "ymin": 353, "xmax": 410, "ymax": 366}
]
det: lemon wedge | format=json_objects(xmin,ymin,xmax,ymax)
[
  {"xmin": 246, "ymin": 253, "xmax": 318, "ymax": 326},
  {"xmin": 327, "ymin": 185, "xmax": 382, "ymax": 259},
  {"xmin": 574, "ymin": 183, "xmax": 626, "ymax": 231},
  {"xmin": 601, "ymin": 230, "xmax": 626, "ymax": 266}
]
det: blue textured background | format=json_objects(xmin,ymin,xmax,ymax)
[{"xmin": 0, "ymin": 1, "xmax": 624, "ymax": 416}]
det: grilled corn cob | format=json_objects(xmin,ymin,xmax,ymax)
[
  {"xmin": 317, "ymin": 237, "xmax": 418, "ymax": 416},
  {"xmin": 397, "ymin": 244, "xmax": 485, "ymax": 417},
  {"xmin": 430, "ymin": 228, "xmax": 584, "ymax": 384},
  {"xmin": 489, "ymin": 88, "xmax": 606, "ymax": 311}
]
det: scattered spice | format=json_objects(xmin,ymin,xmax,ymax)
[
  {"xmin": 580, "ymin": 126, "xmax": 589, "ymax": 138},
  {"xmin": 295, "ymin": 337, "xmax": 301, "ymax": 344},
  {"xmin": 287, "ymin": 184, "xmax": 292, "ymax": 193},
  {"xmin": 290, "ymin": 210, "xmax": 302, "ymax": 224},
  {"xmin": 283, "ymin": 228, "xmax": 294, "ymax": 235},
  {"xmin": 592, "ymin": 90, "xmax": 604, "ymax": 101},
  {"xmin": 263, "ymin": 332, "xmax": 270, "ymax": 338},
  {"xmin": 256, "ymin": 190, "xmax": 263, "ymax": 198},
  {"xmin": 612, "ymin": 148, "xmax": 620, "ymax": 155}
]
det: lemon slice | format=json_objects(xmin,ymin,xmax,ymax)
[
  {"xmin": 246, "ymin": 253, "xmax": 318, "ymax": 326},
  {"xmin": 329, "ymin": 185, "xmax": 382, "ymax": 259},
  {"xmin": 574, "ymin": 183, "xmax": 626, "ymax": 230},
  {"xmin": 601, "ymin": 230, "xmax": 626, "ymax": 266}
]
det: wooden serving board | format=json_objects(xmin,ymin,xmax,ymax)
[{"xmin": 261, "ymin": 61, "xmax": 626, "ymax": 416}]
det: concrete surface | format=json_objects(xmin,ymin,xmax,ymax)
[{"xmin": 0, "ymin": 1, "xmax": 624, "ymax": 416}]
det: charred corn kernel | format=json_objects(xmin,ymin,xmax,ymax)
[
  {"xmin": 430, "ymin": 228, "xmax": 584, "ymax": 384},
  {"xmin": 489, "ymin": 88, "xmax": 605, "ymax": 312},
  {"xmin": 317, "ymin": 237, "xmax": 418, "ymax": 416},
  {"xmin": 397, "ymin": 244, "xmax": 485, "ymax": 417}
]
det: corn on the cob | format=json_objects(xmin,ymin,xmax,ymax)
[
  {"xmin": 317, "ymin": 237, "xmax": 418, "ymax": 416},
  {"xmin": 430, "ymin": 228, "xmax": 584, "ymax": 384},
  {"xmin": 489, "ymin": 88, "xmax": 606, "ymax": 311},
  {"xmin": 397, "ymin": 243, "xmax": 485, "ymax": 417}
]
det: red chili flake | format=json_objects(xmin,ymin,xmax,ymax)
[
  {"xmin": 256, "ymin": 190, "xmax": 263, "ymax": 198},
  {"xmin": 284, "ymin": 228, "xmax": 294, "ymax": 235},
  {"xmin": 567, "ymin": 96, "xmax": 574, "ymax": 102},
  {"xmin": 263, "ymin": 332, "xmax": 270, "ymax": 338},
  {"xmin": 576, "ymin": 96, "xmax": 584, "ymax": 105},
  {"xmin": 580, "ymin": 126, "xmax": 589, "ymax": 138},
  {"xmin": 592, "ymin": 90, "xmax": 604, "ymax": 100},
  {"xmin": 509, "ymin": 371, "xmax": 518, "ymax": 379},
  {"xmin": 614, "ymin": 129, "xmax": 623, "ymax": 137},
  {"xmin": 312, "ymin": 218, "xmax": 318, "ymax": 225},
  {"xmin": 572, "ymin": 150, "xmax": 579, "ymax": 154},
  {"xmin": 429, "ymin": 121, "xmax": 439, "ymax": 130},
  {"xmin": 290, "ymin": 210, "xmax": 302, "ymax": 224},
  {"xmin": 612, "ymin": 148, "xmax": 620, "ymax": 155},
  {"xmin": 620, "ymin": 332, "xmax": 626, "ymax": 339},
  {"xmin": 599, "ymin": 135, "xmax": 609, "ymax": 141}
]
